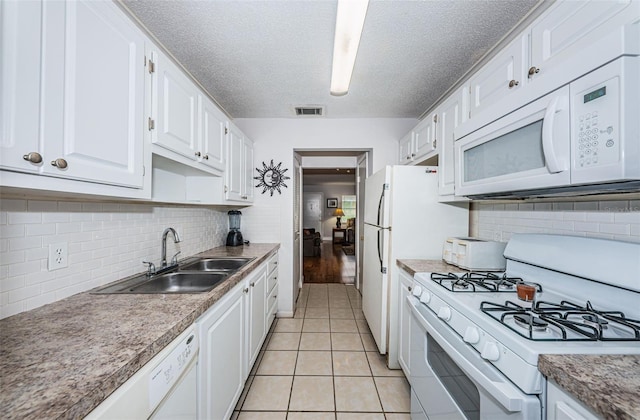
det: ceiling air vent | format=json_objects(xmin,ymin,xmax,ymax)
[{"xmin": 294, "ymin": 106, "xmax": 324, "ymax": 117}]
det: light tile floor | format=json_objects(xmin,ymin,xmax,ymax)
[{"xmin": 232, "ymin": 284, "xmax": 411, "ymax": 420}]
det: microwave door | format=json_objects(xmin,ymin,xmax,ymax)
[{"xmin": 455, "ymin": 86, "xmax": 571, "ymax": 197}]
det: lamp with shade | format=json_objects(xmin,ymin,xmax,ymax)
[{"xmin": 334, "ymin": 208, "xmax": 345, "ymax": 228}]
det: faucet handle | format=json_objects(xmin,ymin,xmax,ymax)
[
  {"xmin": 142, "ymin": 261, "xmax": 156, "ymax": 276},
  {"xmin": 171, "ymin": 251, "xmax": 181, "ymax": 266}
]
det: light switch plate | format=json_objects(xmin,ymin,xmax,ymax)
[{"xmin": 48, "ymin": 242, "xmax": 68, "ymax": 271}]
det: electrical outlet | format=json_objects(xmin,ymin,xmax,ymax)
[{"xmin": 48, "ymin": 242, "xmax": 68, "ymax": 271}]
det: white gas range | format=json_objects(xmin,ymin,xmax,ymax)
[{"xmin": 408, "ymin": 234, "xmax": 640, "ymax": 420}]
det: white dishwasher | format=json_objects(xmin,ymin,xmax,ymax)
[{"xmin": 86, "ymin": 326, "xmax": 199, "ymax": 420}]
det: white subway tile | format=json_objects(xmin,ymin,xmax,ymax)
[
  {"xmin": 27, "ymin": 200, "xmax": 58, "ymax": 212},
  {"xmin": 563, "ymin": 212, "xmax": 587, "ymax": 222},
  {"xmin": 24, "ymin": 292, "xmax": 57, "ymax": 311},
  {"xmin": 42, "ymin": 212, "xmax": 70, "ymax": 223},
  {"xmin": 9, "ymin": 236, "xmax": 41, "ymax": 251},
  {"xmin": 598, "ymin": 223, "xmax": 630, "ymax": 235},
  {"xmin": 573, "ymin": 222, "xmax": 599, "ymax": 233},
  {"xmin": 57, "ymin": 222, "xmax": 82, "ymax": 234},
  {"xmin": 631, "ymin": 224, "xmax": 640, "ymax": 236},
  {"xmin": 26, "ymin": 223, "xmax": 56, "ymax": 237},
  {"xmin": 586, "ymin": 212, "xmax": 615, "ymax": 223},
  {"xmin": 1, "ymin": 276, "xmax": 25, "ymax": 291},
  {"xmin": 8, "ymin": 260, "xmax": 41, "ymax": 277},
  {"xmin": 70, "ymin": 212, "xmax": 92, "ymax": 222},
  {"xmin": 8, "ymin": 283, "xmax": 40, "ymax": 303},
  {"xmin": 81, "ymin": 221, "xmax": 103, "ymax": 232},
  {"xmin": 617, "ymin": 234, "xmax": 640, "ymax": 243},
  {"xmin": 613, "ymin": 212, "xmax": 640, "ymax": 223},
  {"xmin": 0, "ymin": 211, "xmax": 6, "ymax": 225},
  {"xmin": 25, "ymin": 270, "xmax": 55, "ymax": 286},
  {"xmin": 585, "ymin": 232, "xmax": 615, "ymax": 240},
  {"xmin": 552, "ymin": 220, "xmax": 574, "ymax": 231},
  {"xmin": 0, "ymin": 199, "xmax": 26, "ymax": 212},
  {"xmin": 1, "ymin": 301, "xmax": 25, "ymax": 319},
  {"xmin": 8, "ymin": 212, "xmax": 41, "ymax": 225},
  {"xmin": 41, "ymin": 278, "xmax": 68, "ymax": 294},
  {"xmin": 1, "ymin": 225, "xmax": 25, "ymax": 238}
]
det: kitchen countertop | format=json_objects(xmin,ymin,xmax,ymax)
[
  {"xmin": 539, "ymin": 354, "xmax": 640, "ymax": 420},
  {"xmin": 0, "ymin": 243, "xmax": 279, "ymax": 420},
  {"xmin": 396, "ymin": 259, "xmax": 461, "ymax": 276}
]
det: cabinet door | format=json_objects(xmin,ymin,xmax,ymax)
[
  {"xmin": 225, "ymin": 124, "xmax": 244, "ymax": 201},
  {"xmin": 468, "ymin": 35, "xmax": 527, "ymax": 119},
  {"xmin": 247, "ymin": 268, "xmax": 267, "ymax": 367},
  {"xmin": 413, "ymin": 117, "xmax": 435, "ymax": 161},
  {"xmin": 529, "ymin": 1, "xmax": 635, "ymax": 86},
  {"xmin": 437, "ymin": 91, "xmax": 464, "ymax": 196},
  {"xmin": 198, "ymin": 284, "xmax": 246, "ymax": 420},
  {"xmin": 199, "ymin": 95, "xmax": 226, "ymax": 172},
  {"xmin": 42, "ymin": 0, "xmax": 144, "ymax": 188},
  {"xmin": 0, "ymin": 0, "xmax": 43, "ymax": 173},
  {"xmin": 152, "ymin": 49, "xmax": 198, "ymax": 160},
  {"xmin": 242, "ymin": 136, "xmax": 254, "ymax": 201},
  {"xmin": 398, "ymin": 132, "xmax": 413, "ymax": 164},
  {"xmin": 398, "ymin": 270, "xmax": 412, "ymax": 378}
]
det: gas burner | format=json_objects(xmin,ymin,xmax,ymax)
[
  {"xmin": 514, "ymin": 314, "xmax": 548, "ymax": 331},
  {"xmin": 430, "ymin": 272, "xmax": 535, "ymax": 293},
  {"xmin": 582, "ymin": 314, "xmax": 609, "ymax": 329},
  {"xmin": 452, "ymin": 280, "xmax": 470, "ymax": 290}
]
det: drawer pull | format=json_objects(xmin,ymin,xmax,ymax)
[
  {"xmin": 51, "ymin": 158, "xmax": 68, "ymax": 169},
  {"xmin": 23, "ymin": 152, "xmax": 42, "ymax": 164}
]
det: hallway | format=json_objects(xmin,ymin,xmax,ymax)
[
  {"xmin": 231, "ymin": 283, "xmax": 411, "ymax": 419},
  {"xmin": 303, "ymin": 242, "xmax": 356, "ymax": 284}
]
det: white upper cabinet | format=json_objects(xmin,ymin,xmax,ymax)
[
  {"xmin": 151, "ymin": 49, "xmax": 199, "ymax": 160},
  {"xmin": 1, "ymin": 0, "xmax": 145, "ymax": 189},
  {"xmin": 199, "ymin": 95, "xmax": 226, "ymax": 172},
  {"xmin": 413, "ymin": 116, "xmax": 437, "ymax": 161},
  {"xmin": 437, "ymin": 87, "xmax": 468, "ymax": 198},
  {"xmin": 529, "ymin": 1, "xmax": 636, "ymax": 87},
  {"xmin": 0, "ymin": 0, "xmax": 42, "ymax": 174},
  {"xmin": 398, "ymin": 132, "xmax": 413, "ymax": 164},
  {"xmin": 468, "ymin": 35, "xmax": 527, "ymax": 120},
  {"xmin": 225, "ymin": 123, "xmax": 254, "ymax": 202}
]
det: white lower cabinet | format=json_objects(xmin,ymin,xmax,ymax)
[
  {"xmin": 398, "ymin": 269, "xmax": 413, "ymax": 379},
  {"xmin": 197, "ymin": 281, "xmax": 246, "ymax": 420},
  {"xmin": 197, "ymin": 253, "xmax": 278, "ymax": 420},
  {"xmin": 546, "ymin": 380, "xmax": 599, "ymax": 420}
]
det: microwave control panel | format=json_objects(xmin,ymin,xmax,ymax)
[{"xmin": 572, "ymin": 76, "xmax": 619, "ymax": 169}]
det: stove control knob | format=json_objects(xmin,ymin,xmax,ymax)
[
  {"xmin": 437, "ymin": 306, "xmax": 452, "ymax": 321},
  {"xmin": 411, "ymin": 285, "xmax": 423, "ymax": 297},
  {"xmin": 463, "ymin": 327, "xmax": 480, "ymax": 344},
  {"xmin": 419, "ymin": 291, "xmax": 431, "ymax": 304},
  {"xmin": 481, "ymin": 342, "xmax": 500, "ymax": 361}
]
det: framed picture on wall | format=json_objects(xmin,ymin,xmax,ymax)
[{"xmin": 327, "ymin": 198, "xmax": 338, "ymax": 208}]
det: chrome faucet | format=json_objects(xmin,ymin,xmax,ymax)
[{"xmin": 161, "ymin": 227, "xmax": 181, "ymax": 267}]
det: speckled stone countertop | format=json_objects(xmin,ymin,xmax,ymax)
[
  {"xmin": 0, "ymin": 243, "xmax": 279, "ymax": 420},
  {"xmin": 396, "ymin": 259, "xmax": 461, "ymax": 276},
  {"xmin": 539, "ymin": 354, "xmax": 640, "ymax": 420}
]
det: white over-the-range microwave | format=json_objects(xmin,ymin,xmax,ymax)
[{"xmin": 455, "ymin": 55, "xmax": 640, "ymax": 199}]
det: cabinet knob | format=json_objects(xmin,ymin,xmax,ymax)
[
  {"xmin": 432, "ymin": 139, "xmax": 437, "ymax": 149},
  {"xmin": 250, "ymin": 282, "xmax": 255, "ymax": 287},
  {"xmin": 243, "ymin": 288, "xmax": 249, "ymax": 294},
  {"xmin": 22, "ymin": 152, "xmax": 43, "ymax": 164},
  {"xmin": 204, "ymin": 154, "xmax": 209, "ymax": 160},
  {"xmin": 406, "ymin": 156, "xmax": 410, "ymax": 160},
  {"xmin": 528, "ymin": 66, "xmax": 540, "ymax": 78},
  {"xmin": 508, "ymin": 79, "xmax": 519, "ymax": 88},
  {"xmin": 411, "ymin": 153, "xmax": 416, "ymax": 157},
  {"xmin": 50, "ymin": 158, "xmax": 68, "ymax": 169},
  {"xmin": 408, "ymin": 286, "xmax": 412, "ymax": 292},
  {"xmin": 195, "ymin": 151, "xmax": 201, "ymax": 157}
]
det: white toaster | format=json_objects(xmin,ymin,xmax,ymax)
[{"xmin": 443, "ymin": 237, "xmax": 506, "ymax": 271}]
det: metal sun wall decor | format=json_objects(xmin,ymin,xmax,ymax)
[{"xmin": 255, "ymin": 160, "xmax": 290, "ymax": 196}]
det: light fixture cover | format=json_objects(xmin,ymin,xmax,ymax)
[{"xmin": 330, "ymin": 0, "xmax": 369, "ymax": 96}]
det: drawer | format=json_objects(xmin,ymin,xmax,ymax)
[
  {"xmin": 267, "ymin": 267, "xmax": 278, "ymax": 292},
  {"xmin": 267, "ymin": 253, "xmax": 278, "ymax": 275}
]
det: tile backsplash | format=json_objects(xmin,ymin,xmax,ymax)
[
  {"xmin": 0, "ymin": 198, "xmax": 228, "ymax": 319},
  {"xmin": 470, "ymin": 199, "xmax": 640, "ymax": 243}
]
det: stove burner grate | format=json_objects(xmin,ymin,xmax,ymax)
[{"xmin": 430, "ymin": 272, "xmax": 541, "ymax": 293}]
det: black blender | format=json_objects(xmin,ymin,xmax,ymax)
[{"xmin": 226, "ymin": 210, "xmax": 244, "ymax": 246}]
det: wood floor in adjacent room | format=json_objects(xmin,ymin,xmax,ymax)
[{"xmin": 303, "ymin": 242, "xmax": 356, "ymax": 284}]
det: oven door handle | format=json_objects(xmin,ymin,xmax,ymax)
[{"xmin": 409, "ymin": 299, "xmax": 528, "ymax": 413}]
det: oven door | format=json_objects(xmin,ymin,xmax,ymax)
[
  {"xmin": 455, "ymin": 86, "xmax": 571, "ymax": 197},
  {"xmin": 409, "ymin": 297, "xmax": 541, "ymax": 420}
]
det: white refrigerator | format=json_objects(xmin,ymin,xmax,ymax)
[{"xmin": 362, "ymin": 165, "xmax": 468, "ymax": 366}]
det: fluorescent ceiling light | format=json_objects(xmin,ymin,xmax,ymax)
[{"xmin": 330, "ymin": 0, "xmax": 369, "ymax": 96}]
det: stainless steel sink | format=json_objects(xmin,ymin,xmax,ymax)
[
  {"xmin": 178, "ymin": 257, "xmax": 255, "ymax": 271},
  {"xmin": 92, "ymin": 256, "xmax": 255, "ymax": 294}
]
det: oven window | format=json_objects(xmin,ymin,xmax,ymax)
[
  {"xmin": 427, "ymin": 333, "xmax": 480, "ymax": 420},
  {"xmin": 463, "ymin": 119, "xmax": 545, "ymax": 182}
]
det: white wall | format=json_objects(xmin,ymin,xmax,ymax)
[
  {"xmin": 0, "ymin": 198, "xmax": 228, "ymax": 319},
  {"xmin": 470, "ymin": 199, "xmax": 640, "ymax": 243},
  {"xmin": 235, "ymin": 118, "xmax": 417, "ymax": 315},
  {"xmin": 303, "ymin": 184, "xmax": 356, "ymax": 239}
]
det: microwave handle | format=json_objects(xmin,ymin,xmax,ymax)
[{"xmin": 542, "ymin": 95, "xmax": 568, "ymax": 174}]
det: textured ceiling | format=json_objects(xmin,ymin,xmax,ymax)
[{"xmin": 122, "ymin": 0, "xmax": 541, "ymax": 118}]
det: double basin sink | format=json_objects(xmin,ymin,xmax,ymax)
[{"xmin": 93, "ymin": 257, "xmax": 255, "ymax": 294}]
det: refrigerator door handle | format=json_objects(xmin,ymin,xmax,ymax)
[
  {"xmin": 377, "ymin": 228, "xmax": 385, "ymax": 273},
  {"xmin": 376, "ymin": 188, "xmax": 385, "ymax": 226}
]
